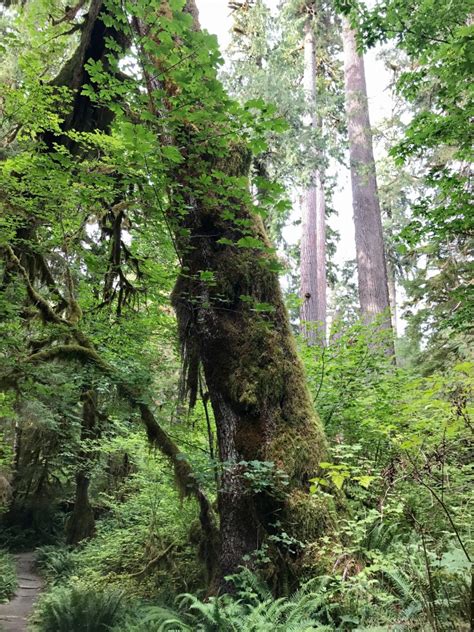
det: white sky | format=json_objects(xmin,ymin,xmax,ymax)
[{"xmin": 195, "ymin": 1, "xmax": 401, "ymax": 330}]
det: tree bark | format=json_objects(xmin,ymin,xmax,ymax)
[
  {"xmin": 66, "ymin": 473, "xmax": 95, "ymax": 545},
  {"xmin": 66, "ymin": 390, "xmax": 97, "ymax": 545},
  {"xmin": 342, "ymin": 17, "xmax": 393, "ymax": 342},
  {"xmin": 300, "ymin": 17, "xmax": 327, "ymax": 345},
  {"xmin": 161, "ymin": 7, "xmax": 330, "ymax": 593}
]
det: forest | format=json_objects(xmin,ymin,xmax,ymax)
[{"xmin": 0, "ymin": 0, "xmax": 472, "ymax": 630}]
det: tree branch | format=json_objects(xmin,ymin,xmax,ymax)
[{"xmin": 26, "ymin": 343, "xmax": 218, "ymax": 543}]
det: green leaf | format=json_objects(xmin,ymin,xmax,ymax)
[
  {"xmin": 236, "ymin": 236, "xmax": 266, "ymax": 250},
  {"xmin": 161, "ymin": 146, "xmax": 184, "ymax": 163},
  {"xmin": 330, "ymin": 471, "xmax": 350, "ymax": 490},
  {"xmin": 251, "ymin": 302, "xmax": 275, "ymax": 313},
  {"xmin": 354, "ymin": 475, "xmax": 376, "ymax": 489},
  {"xmin": 199, "ymin": 270, "xmax": 215, "ymax": 283}
]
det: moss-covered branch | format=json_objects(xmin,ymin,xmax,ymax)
[
  {"xmin": 25, "ymin": 343, "xmax": 218, "ymax": 550},
  {"xmin": 5, "ymin": 246, "xmax": 69, "ymax": 327}
]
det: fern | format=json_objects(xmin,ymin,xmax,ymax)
[
  {"xmin": 364, "ymin": 522, "xmax": 400, "ymax": 553},
  {"xmin": 122, "ymin": 571, "xmax": 330, "ymax": 631},
  {"xmin": 35, "ymin": 545, "xmax": 76, "ymax": 582},
  {"xmin": 0, "ymin": 549, "xmax": 17, "ymax": 603},
  {"xmin": 32, "ymin": 584, "xmax": 124, "ymax": 631}
]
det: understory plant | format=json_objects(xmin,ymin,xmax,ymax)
[
  {"xmin": 31, "ymin": 584, "xmax": 125, "ymax": 632},
  {"xmin": 0, "ymin": 549, "xmax": 17, "ymax": 603},
  {"xmin": 301, "ymin": 321, "xmax": 473, "ymax": 630}
]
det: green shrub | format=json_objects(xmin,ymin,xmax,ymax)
[
  {"xmin": 32, "ymin": 584, "xmax": 125, "ymax": 632},
  {"xmin": 0, "ymin": 549, "xmax": 17, "ymax": 603},
  {"xmin": 118, "ymin": 570, "xmax": 332, "ymax": 631},
  {"xmin": 35, "ymin": 545, "xmax": 76, "ymax": 582}
]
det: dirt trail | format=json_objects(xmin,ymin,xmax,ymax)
[{"xmin": 0, "ymin": 552, "xmax": 43, "ymax": 632}]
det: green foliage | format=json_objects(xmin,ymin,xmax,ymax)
[
  {"xmin": 223, "ymin": 0, "xmax": 344, "ymax": 270},
  {"xmin": 114, "ymin": 552, "xmax": 472, "ymax": 630},
  {"xmin": 0, "ymin": 0, "xmax": 472, "ymax": 630},
  {"xmin": 357, "ymin": 0, "xmax": 474, "ymax": 346},
  {"xmin": 118, "ymin": 569, "xmax": 331, "ymax": 631},
  {"xmin": 31, "ymin": 584, "xmax": 125, "ymax": 632},
  {"xmin": 35, "ymin": 546, "xmax": 76, "ymax": 583},
  {"xmin": 301, "ymin": 320, "xmax": 472, "ymax": 629},
  {"xmin": 0, "ymin": 549, "xmax": 17, "ymax": 603}
]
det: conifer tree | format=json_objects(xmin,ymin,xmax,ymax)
[
  {"xmin": 300, "ymin": 9, "xmax": 327, "ymax": 344},
  {"xmin": 342, "ymin": 16, "xmax": 393, "ymax": 340}
]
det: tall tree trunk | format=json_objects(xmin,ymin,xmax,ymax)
[
  {"xmin": 300, "ymin": 17, "xmax": 327, "ymax": 345},
  {"xmin": 66, "ymin": 389, "xmax": 97, "ymax": 544},
  {"xmin": 342, "ymin": 17, "xmax": 393, "ymax": 341}
]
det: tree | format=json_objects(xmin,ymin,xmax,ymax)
[
  {"xmin": 342, "ymin": 16, "xmax": 393, "ymax": 339},
  {"xmin": 300, "ymin": 12, "xmax": 327, "ymax": 345},
  {"xmin": 357, "ymin": 0, "xmax": 473, "ymax": 358},
  {"xmin": 65, "ymin": 389, "xmax": 97, "ymax": 545},
  {"xmin": 0, "ymin": 0, "xmax": 332, "ymax": 592}
]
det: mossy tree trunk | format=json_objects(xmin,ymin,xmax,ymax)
[
  {"xmin": 167, "ymin": 49, "xmax": 329, "ymax": 594},
  {"xmin": 172, "ymin": 151, "xmax": 329, "ymax": 586},
  {"xmin": 130, "ymin": 0, "xmax": 332, "ymax": 591},
  {"xmin": 66, "ymin": 390, "xmax": 97, "ymax": 545}
]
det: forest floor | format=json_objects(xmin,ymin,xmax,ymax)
[{"xmin": 0, "ymin": 553, "xmax": 42, "ymax": 632}]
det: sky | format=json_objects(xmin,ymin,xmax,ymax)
[{"xmin": 194, "ymin": 1, "xmax": 401, "ymax": 329}]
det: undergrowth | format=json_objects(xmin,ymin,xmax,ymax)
[
  {"xmin": 0, "ymin": 549, "xmax": 17, "ymax": 603},
  {"xmin": 31, "ymin": 584, "xmax": 125, "ymax": 632}
]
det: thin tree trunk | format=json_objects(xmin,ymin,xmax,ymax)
[
  {"xmin": 300, "ymin": 17, "xmax": 327, "ymax": 345},
  {"xmin": 315, "ymin": 170, "xmax": 327, "ymax": 336},
  {"xmin": 387, "ymin": 260, "xmax": 398, "ymax": 334},
  {"xmin": 342, "ymin": 17, "xmax": 393, "ymax": 344}
]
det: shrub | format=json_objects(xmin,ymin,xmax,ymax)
[
  {"xmin": 0, "ymin": 549, "xmax": 17, "ymax": 603},
  {"xmin": 32, "ymin": 584, "xmax": 124, "ymax": 632},
  {"xmin": 35, "ymin": 545, "xmax": 76, "ymax": 582}
]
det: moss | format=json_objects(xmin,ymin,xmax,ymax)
[
  {"xmin": 215, "ymin": 140, "xmax": 252, "ymax": 177},
  {"xmin": 296, "ymin": 540, "xmax": 340, "ymax": 580},
  {"xmin": 170, "ymin": 117, "xmax": 339, "ymax": 587},
  {"xmin": 286, "ymin": 490, "xmax": 337, "ymax": 542},
  {"xmin": 268, "ymin": 425, "xmax": 323, "ymax": 485}
]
